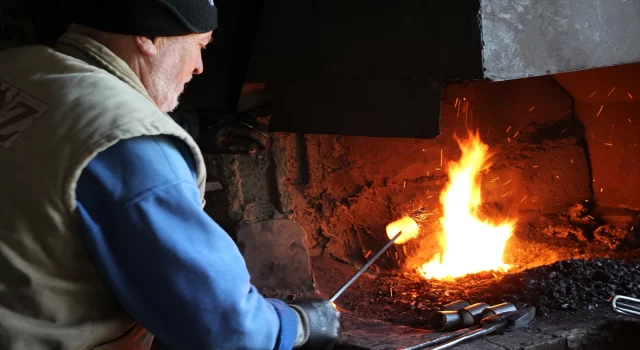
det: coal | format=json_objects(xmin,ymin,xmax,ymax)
[{"xmin": 346, "ymin": 258, "xmax": 640, "ymax": 327}]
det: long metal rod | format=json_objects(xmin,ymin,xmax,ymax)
[
  {"xmin": 427, "ymin": 323, "xmax": 504, "ymax": 350},
  {"xmin": 401, "ymin": 326, "xmax": 480, "ymax": 350},
  {"xmin": 330, "ymin": 231, "xmax": 402, "ymax": 302}
]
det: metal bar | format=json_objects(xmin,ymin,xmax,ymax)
[
  {"xmin": 617, "ymin": 302, "xmax": 640, "ymax": 314},
  {"xmin": 427, "ymin": 323, "xmax": 504, "ymax": 350},
  {"xmin": 329, "ymin": 231, "xmax": 402, "ymax": 302},
  {"xmin": 401, "ymin": 326, "xmax": 481, "ymax": 350},
  {"xmin": 612, "ymin": 295, "xmax": 640, "ymax": 318}
]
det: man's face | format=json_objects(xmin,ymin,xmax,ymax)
[{"xmin": 143, "ymin": 32, "xmax": 213, "ymax": 113}]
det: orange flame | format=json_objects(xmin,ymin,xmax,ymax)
[{"xmin": 419, "ymin": 131, "xmax": 515, "ymax": 280}]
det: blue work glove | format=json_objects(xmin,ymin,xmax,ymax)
[{"xmin": 288, "ymin": 299, "xmax": 340, "ymax": 349}]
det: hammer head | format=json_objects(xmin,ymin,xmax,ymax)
[{"xmin": 480, "ymin": 307, "xmax": 536, "ymax": 331}]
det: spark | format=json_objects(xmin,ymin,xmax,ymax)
[
  {"xmin": 561, "ymin": 125, "xmax": 571, "ymax": 133},
  {"xmin": 428, "ymin": 195, "xmax": 433, "ymax": 199},
  {"xmin": 590, "ymin": 133, "xmax": 596, "ymax": 140},
  {"xmin": 532, "ymin": 165, "xmax": 539, "ymax": 168},
  {"xmin": 608, "ymin": 87, "xmax": 617, "ymax": 96},
  {"xmin": 365, "ymin": 250, "xmax": 372, "ymax": 259},
  {"xmin": 555, "ymin": 109, "xmax": 572, "ymax": 122},
  {"xmin": 403, "ymin": 181, "xmax": 406, "ymax": 188},
  {"xmin": 513, "ymin": 131, "xmax": 519, "ymax": 138},
  {"xmin": 601, "ymin": 188, "xmax": 604, "ymax": 193},
  {"xmin": 589, "ymin": 91, "xmax": 596, "ymax": 99},
  {"xmin": 604, "ymin": 143, "xmax": 613, "ymax": 146},
  {"xmin": 556, "ymin": 175, "xmax": 560, "ymax": 179},
  {"xmin": 440, "ymin": 149, "xmax": 443, "ymax": 167},
  {"xmin": 529, "ymin": 106, "xmax": 536, "ymax": 112},
  {"xmin": 520, "ymin": 196, "xmax": 528, "ymax": 203},
  {"xmin": 395, "ymin": 251, "xmax": 399, "ymax": 259},
  {"xmin": 629, "ymin": 119, "xmax": 633, "ymax": 124},
  {"xmin": 629, "ymin": 93, "xmax": 634, "ymax": 99},
  {"xmin": 508, "ymin": 137, "xmax": 511, "ymax": 142},
  {"xmin": 390, "ymin": 287, "xmax": 393, "ymax": 297},
  {"xmin": 490, "ymin": 177, "xmax": 500, "ymax": 182},
  {"xmin": 571, "ymin": 159, "xmax": 574, "ymax": 164},
  {"xmin": 597, "ymin": 105, "xmax": 604, "ymax": 117},
  {"xmin": 455, "ymin": 97, "xmax": 460, "ymax": 107},
  {"xmin": 503, "ymin": 180, "xmax": 511, "ymax": 186},
  {"xmin": 506, "ymin": 126, "xmax": 512, "ymax": 132}
]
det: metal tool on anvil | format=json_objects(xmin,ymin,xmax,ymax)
[
  {"xmin": 611, "ymin": 295, "xmax": 640, "ymax": 318},
  {"xmin": 330, "ymin": 217, "xmax": 420, "ymax": 303},
  {"xmin": 401, "ymin": 307, "xmax": 536, "ymax": 350}
]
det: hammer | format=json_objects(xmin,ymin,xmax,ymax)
[{"xmin": 401, "ymin": 307, "xmax": 536, "ymax": 350}]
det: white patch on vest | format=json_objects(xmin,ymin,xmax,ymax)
[
  {"xmin": 0, "ymin": 79, "xmax": 50, "ymax": 149},
  {"xmin": 208, "ymin": 0, "xmax": 215, "ymax": 6}
]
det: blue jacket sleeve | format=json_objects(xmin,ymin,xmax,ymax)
[{"xmin": 74, "ymin": 135, "xmax": 298, "ymax": 350}]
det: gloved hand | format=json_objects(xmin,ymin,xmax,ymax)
[
  {"xmin": 197, "ymin": 110, "xmax": 270, "ymax": 155},
  {"xmin": 288, "ymin": 299, "xmax": 340, "ymax": 349}
]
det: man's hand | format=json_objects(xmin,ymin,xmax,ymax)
[
  {"xmin": 198, "ymin": 111, "xmax": 270, "ymax": 155},
  {"xmin": 288, "ymin": 299, "xmax": 340, "ymax": 349}
]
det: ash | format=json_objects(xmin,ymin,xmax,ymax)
[{"xmin": 345, "ymin": 257, "xmax": 640, "ymax": 327}]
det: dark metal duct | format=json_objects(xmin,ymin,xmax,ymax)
[{"xmin": 240, "ymin": 0, "xmax": 640, "ymax": 138}]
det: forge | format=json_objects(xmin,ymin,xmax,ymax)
[
  {"xmin": 243, "ymin": 71, "xmax": 640, "ymax": 349},
  {"xmin": 4, "ymin": 0, "xmax": 640, "ymax": 348}
]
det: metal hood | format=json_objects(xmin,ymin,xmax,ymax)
[{"xmin": 194, "ymin": 0, "xmax": 640, "ymax": 138}]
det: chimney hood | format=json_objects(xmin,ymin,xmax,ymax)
[{"xmin": 197, "ymin": 0, "xmax": 640, "ymax": 138}]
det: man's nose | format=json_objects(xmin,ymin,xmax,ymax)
[{"xmin": 193, "ymin": 53, "xmax": 204, "ymax": 75}]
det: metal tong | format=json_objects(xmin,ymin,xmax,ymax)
[
  {"xmin": 611, "ymin": 295, "xmax": 640, "ymax": 318},
  {"xmin": 401, "ymin": 307, "xmax": 536, "ymax": 350}
]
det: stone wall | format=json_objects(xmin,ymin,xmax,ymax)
[{"xmin": 554, "ymin": 63, "xmax": 640, "ymax": 213}]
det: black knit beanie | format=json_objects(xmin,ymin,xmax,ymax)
[{"xmin": 69, "ymin": 0, "xmax": 218, "ymax": 37}]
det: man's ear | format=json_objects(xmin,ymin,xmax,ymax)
[{"xmin": 134, "ymin": 36, "xmax": 161, "ymax": 56}]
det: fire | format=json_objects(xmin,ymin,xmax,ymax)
[{"xmin": 418, "ymin": 131, "xmax": 516, "ymax": 280}]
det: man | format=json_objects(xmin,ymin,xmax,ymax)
[{"xmin": 0, "ymin": 0, "xmax": 339, "ymax": 349}]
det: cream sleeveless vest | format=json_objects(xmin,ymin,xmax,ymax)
[{"xmin": 0, "ymin": 33, "xmax": 206, "ymax": 349}]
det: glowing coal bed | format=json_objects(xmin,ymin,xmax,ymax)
[{"xmin": 313, "ymin": 218, "xmax": 640, "ymax": 349}]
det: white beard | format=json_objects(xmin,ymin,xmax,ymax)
[{"xmin": 147, "ymin": 48, "xmax": 188, "ymax": 113}]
